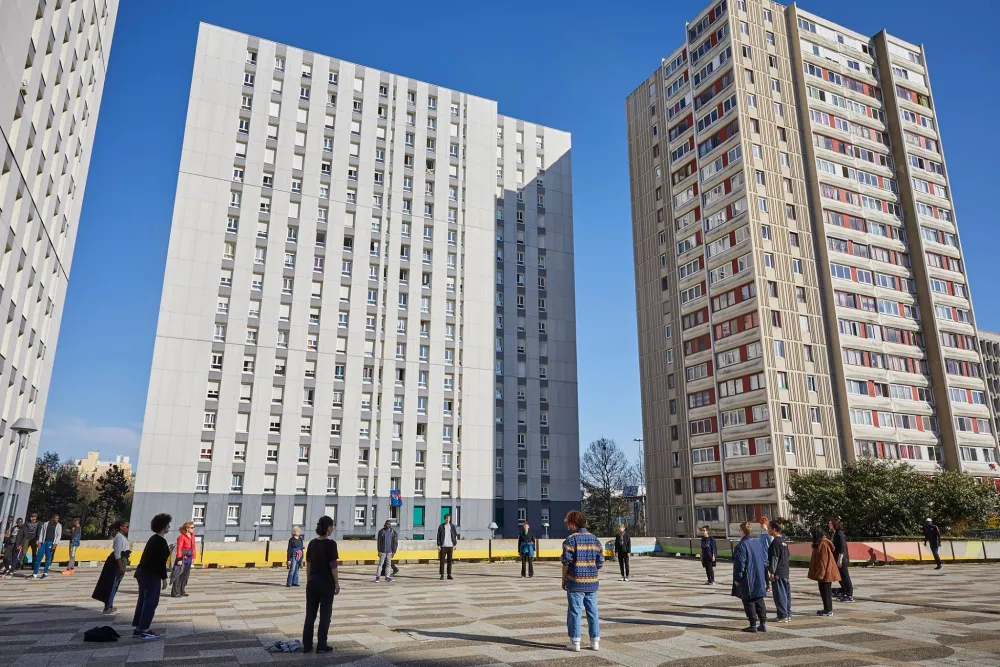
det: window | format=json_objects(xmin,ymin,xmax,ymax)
[{"xmin": 226, "ymin": 504, "xmax": 241, "ymax": 526}]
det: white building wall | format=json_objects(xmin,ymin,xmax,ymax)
[
  {"xmin": 0, "ymin": 0, "xmax": 118, "ymax": 520},
  {"xmin": 132, "ymin": 23, "xmax": 578, "ymax": 541}
]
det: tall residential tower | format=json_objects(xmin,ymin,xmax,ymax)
[
  {"xmin": 131, "ymin": 24, "xmax": 578, "ymax": 541},
  {"xmin": 0, "ymin": 0, "xmax": 118, "ymax": 519},
  {"xmin": 627, "ymin": 0, "xmax": 998, "ymax": 536}
]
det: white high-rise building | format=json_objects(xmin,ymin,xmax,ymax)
[
  {"xmin": 131, "ymin": 24, "xmax": 579, "ymax": 541},
  {"xmin": 0, "ymin": 0, "xmax": 119, "ymax": 520}
]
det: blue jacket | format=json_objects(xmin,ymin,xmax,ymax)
[{"xmin": 732, "ymin": 534, "xmax": 768, "ymax": 601}]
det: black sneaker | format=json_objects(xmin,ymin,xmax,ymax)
[
  {"xmin": 447, "ymin": 575, "xmax": 453, "ymax": 580},
  {"xmin": 741, "ymin": 626, "xmax": 757, "ymax": 633},
  {"xmin": 440, "ymin": 575, "xmax": 444, "ymax": 580},
  {"xmin": 316, "ymin": 646, "xmax": 333, "ymax": 654}
]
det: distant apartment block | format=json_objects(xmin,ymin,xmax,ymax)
[
  {"xmin": 0, "ymin": 0, "xmax": 118, "ymax": 519},
  {"xmin": 627, "ymin": 0, "xmax": 998, "ymax": 536},
  {"xmin": 131, "ymin": 24, "xmax": 579, "ymax": 541},
  {"xmin": 74, "ymin": 450, "xmax": 132, "ymax": 482}
]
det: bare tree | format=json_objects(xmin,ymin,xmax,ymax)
[{"xmin": 581, "ymin": 438, "xmax": 633, "ymax": 536}]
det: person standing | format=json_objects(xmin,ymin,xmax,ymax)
[
  {"xmin": 829, "ymin": 518, "xmax": 854, "ymax": 602},
  {"xmin": 561, "ymin": 510, "xmax": 603, "ymax": 652},
  {"xmin": 732, "ymin": 521, "xmax": 768, "ymax": 633},
  {"xmin": 62, "ymin": 518, "xmax": 82, "ymax": 575},
  {"xmin": 700, "ymin": 526, "xmax": 717, "ymax": 584},
  {"xmin": 923, "ymin": 518, "xmax": 943, "ymax": 570},
  {"xmin": 375, "ymin": 520, "xmax": 397, "ymax": 582},
  {"xmin": 132, "ymin": 514, "xmax": 172, "ymax": 640},
  {"xmin": 1, "ymin": 518, "xmax": 23, "ymax": 576},
  {"xmin": 287, "ymin": 527, "xmax": 304, "ymax": 587},
  {"xmin": 20, "ymin": 512, "xmax": 41, "ymax": 572},
  {"xmin": 807, "ymin": 526, "xmax": 840, "ymax": 616},
  {"xmin": 614, "ymin": 524, "xmax": 631, "ymax": 581},
  {"xmin": 518, "ymin": 521, "xmax": 537, "ymax": 578},
  {"xmin": 436, "ymin": 513, "xmax": 458, "ymax": 580},
  {"xmin": 767, "ymin": 519, "xmax": 791, "ymax": 622},
  {"xmin": 32, "ymin": 513, "xmax": 61, "ymax": 579},
  {"xmin": 93, "ymin": 520, "xmax": 130, "ymax": 614},
  {"xmin": 170, "ymin": 521, "xmax": 196, "ymax": 597},
  {"xmin": 302, "ymin": 515, "xmax": 340, "ymax": 654}
]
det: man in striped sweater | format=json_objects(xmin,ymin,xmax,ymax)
[{"xmin": 561, "ymin": 510, "xmax": 604, "ymax": 652}]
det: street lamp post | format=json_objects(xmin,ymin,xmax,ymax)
[
  {"xmin": 543, "ymin": 522, "xmax": 550, "ymax": 539},
  {"xmin": 487, "ymin": 522, "xmax": 498, "ymax": 562},
  {"xmin": 1, "ymin": 418, "xmax": 38, "ymax": 528}
]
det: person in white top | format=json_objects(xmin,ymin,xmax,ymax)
[{"xmin": 436, "ymin": 514, "xmax": 459, "ymax": 580}]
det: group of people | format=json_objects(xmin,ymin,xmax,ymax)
[
  {"xmin": 1, "ymin": 513, "xmax": 83, "ymax": 578},
  {"xmin": 3, "ymin": 505, "xmax": 951, "ymax": 652},
  {"xmin": 729, "ymin": 516, "xmax": 859, "ymax": 632}
]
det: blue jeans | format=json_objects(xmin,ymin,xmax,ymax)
[
  {"xmin": 772, "ymin": 577, "xmax": 791, "ymax": 619},
  {"xmin": 566, "ymin": 590, "xmax": 599, "ymax": 640},
  {"xmin": 106, "ymin": 570, "xmax": 122, "ymax": 610},
  {"xmin": 287, "ymin": 556, "xmax": 301, "ymax": 586},
  {"xmin": 34, "ymin": 541, "xmax": 55, "ymax": 575}
]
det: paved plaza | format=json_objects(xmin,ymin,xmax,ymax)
[{"xmin": 2, "ymin": 556, "xmax": 1000, "ymax": 666}]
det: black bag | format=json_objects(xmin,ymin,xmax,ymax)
[{"xmin": 84, "ymin": 626, "xmax": 121, "ymax": 642}]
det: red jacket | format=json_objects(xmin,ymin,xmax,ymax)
[{"xmin": 176, "ymin": 532, "xmax": 197, "ymax": 562}]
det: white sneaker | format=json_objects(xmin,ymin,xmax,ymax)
[
  {"xmin": 624, "ymin": 577, "xmax": 629, "ymax": 582},
  {"xmin": 568, "ymin": 640, "xmax": 580, "ymax": 652},
  {"xmin": 591, "ymin": 638, "xmax": 600, "ymax": 651},
  {"xmin": 29, "ymin": 574, "xmax": 38, "ymax": 579}
]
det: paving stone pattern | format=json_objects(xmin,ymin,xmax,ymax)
[{"xmin": 1, "ymin": 557, "xmax": 999, "ymax": 666}]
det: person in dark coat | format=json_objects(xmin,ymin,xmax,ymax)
[
  {"xmin": 287, "ymin": 527, "xmax": 304, "ymax": 587},
  {"xmin": 302, "ymin": 515, "xmax": 340, "ymax": 653},
  {"xmin": 700, "ymin": 526, "xmax": 717, "ymax": 584},
  {"xmin": 732, "ymin": 521, "xmax": 768, "ymax": 633},
  {"xmin": 614, "ymin": 524, "xmax": 632, "ymax": 581},
  {"xmin": 808, "ymin": 526, "xmax": 841, "ymax": 616},
  {"xmin": 767, "ymin": 519, "xmax": 791, "ymax": 621},
  {"xmin": 132, "ymin": 514, "xmax": 172, "ymax": 639},
  {"xmin": 923, "ymin": 518, "xmax": 942, "ymax": 569},
  {"xmin": 518, "ymin": 521, "xmax": 537, "ymax": 578},
  {"xmin": 829, "ymin": 518, "xmax": 854, "ymax": 602},
  {"xmin": 436, "ymin": 513, "xmax": 459, "ymax": 580}
]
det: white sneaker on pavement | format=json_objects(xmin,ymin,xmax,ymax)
[
  {"xmin": 591, "ymin": 638, "xmax": 600, "ymax": 651},
  {"xmin": 568, "ymin": 640, "xmax": 581, "ymax": 652}
]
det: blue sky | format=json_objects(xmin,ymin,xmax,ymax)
[{"xmin": 39, "ymin": 0, "xmax": 1000, "ymax": 464}]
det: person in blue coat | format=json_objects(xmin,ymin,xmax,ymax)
[{"xmin": 732, "ymin": 521, "xmax": 769, "ymax": 633}]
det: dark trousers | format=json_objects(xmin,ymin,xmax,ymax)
[
  {"xmin": 837, "ymin": 562, "xmax": 853, "ymax": 597},
  {"xmin": 19, "ymin": 540, "xmax": 37, "ymax": 569},
  {"xmin": 439, "ymin": 547, "xmax": 454, "ymax": 576},
  {"xmin": 521, "ymin": 553, "xmax": 534, "ymax": 577},
  {"xmin": 303, "ymin": 581, "xmax": 334, "ymax": 650},
  {"xmin": 702, "ymin": 559, "xmax": 715, "ymax": 583},
  {"xmin": 170, "ymin": 561, "xmax": 191, "ymax": 596},
  {"xmin": 929, "ymin": 543, "xmax": 942, "ymax": 566},
  {"xmin": 132, "ymin": 571, "xmax": 162, "ymax": 631},
  {"xmin": 818, "ymin": 581, "xmax": 833, "ymax": 612},
  {"xmin": 618, "ymin": 553, "xmax": 630, "ymax": 578},
  {"xmin": 743, "ymin": 596, "xmax": 766, "ymax": 627},
  {"xmin": 772, "ymin": 577, "xmax": 790, "ymax": 619}
]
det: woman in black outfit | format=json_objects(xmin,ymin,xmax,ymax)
[
  {"xmin": 133, "ymin": 513, "xmax": 172, "ymax": 640},
  {"xmin": 615, "ymin": 524, "xmax": 632, "ymax": 581},
  {"xmin": 829, "ymin": 518, "xmax": 854, "ymax": 602},
  {"xmin": 302, "ymin": 515, "xmax": 340, "ymax": 653}
]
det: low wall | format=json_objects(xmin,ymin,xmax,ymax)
[
  {"xmin": 37, "ymin": 536, "xmax": 659, "ymax": 568},
  {"xmin": 654, "ymin": 536, "xmax": 1000, "ymax": 564}
]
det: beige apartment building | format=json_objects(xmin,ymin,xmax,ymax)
[
  {"xmin": 627, "ymin": 0, "xmax": 999, "ymax": 536},
  {"xmin": 74, "ymin": 450, "xmax": 132, "ymax": 482}
]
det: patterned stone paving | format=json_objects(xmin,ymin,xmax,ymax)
[{"xmin": 1, "ymin": 556, "xmax": 999, "ymax": 666}]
